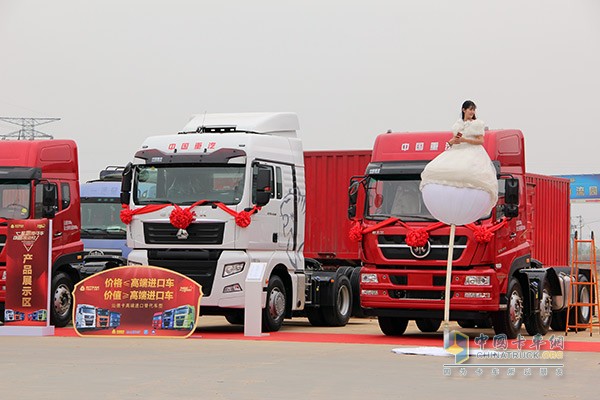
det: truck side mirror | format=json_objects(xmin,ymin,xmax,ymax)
[
  {"xmin": 503, "ymin": 178, "xmax": 519, "ymax": 218},
  {"xmin": 505, "ymin": 178, "xmax": 519, "ymax": 205},
  {"xmin": 348, "ymin": 181, "xmax": 360, "ymax": 219},
  {"xmin": 42, "ymin": 183, "xmax": 57, "ymax": 219},
  {"xmin": 253, "ymin": 166, "xmax": 272, "ymax": 207},
  {"xmin": 120, "ymin": 162, "xmax": 133, "ymax": 205}
]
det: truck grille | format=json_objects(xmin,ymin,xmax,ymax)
[
  {"xmin": 144, "ymin": 222, "xmax": 225, "ymax": 245},
  {"xmin": 147, "ymin": 249, "xmax": 221, "ymax": 296},
  {"xmin": 389, "ymin": 289, "xmax": 452, "ymax": 300},
  {"xmin": 0, "ymin": 234, "xmax": 6, "ymax": 253},
  {"xmin": 378, "ymin": 235, "xmax": 467, "ymax": 260}
]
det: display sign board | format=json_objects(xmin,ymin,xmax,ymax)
[
  {"xmin": 2, "ymin": 219, "xmax": 52, "ymax": 329},
  {"xmin": 557, "ymin": 174, "xmax": 600, "ymax": 203},
  {"xmin": 72, "ymin": 266, "xmax": 202, "ymax": 338}
]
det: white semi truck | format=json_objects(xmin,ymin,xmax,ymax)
[{"xmin": 121, "ymin": 113, "xmax": 367, "ymax": 331}]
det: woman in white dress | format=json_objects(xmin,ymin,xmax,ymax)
[{"xmin": 420, "ymin": 100, "xmax": 498, "ymax": 224}]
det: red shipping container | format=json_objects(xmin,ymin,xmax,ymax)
[
  {"xmin": 303, "ymin": 150, "xmax": 371, "ymax": 263},
  {"xmin": 525, "ymin": 173, "xmax": 570, "ymax": 267}
]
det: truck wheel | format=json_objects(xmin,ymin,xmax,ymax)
[
  {"xmin": 51, "ymin": 272, "xmax": 74, "ymax": 328},
  {"xmin": 492, "ymin": 278, "xmax": 524, "ymax": 339},
  {"xmin": 350, "ymin": 267, "xmax": 366, "ymax": 318},
  {"xmin": 305, "ymin": 306, "xmax": 326, "ymax": 326},
  {"xmin": 321, "ymin": 275, "xmax": 353, "ymax": 327},
  {"xmin": 457, "ymin": 320, "xmax": 476, "ymax": 329},
  {"xmin": 550, "ymin": 310, "xmax": 567, "ymax": 331},
  {"xmin": 569, "ymin": 275, "xmax": 591, "ymax": 332},
  {"xmin": 525, "ymin": 278, "xmax": 553, "ymax": 336},
  {"xmin": 416, "ymin": 318, "xmax": 441, "ymax": 333},
  {"xmin": 262, "ymin": 275, "xmax": 286, "ymax": 332},
  {"xmin": 378, "ymin": 316, "xmax": 409, "ymax": 336},
  {"xmin": 225, "ymin": 310, "xmax": 244, "ymax": 325}
]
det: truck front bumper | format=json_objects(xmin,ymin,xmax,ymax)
[{"xmin": 359, "ymin": 266, "xmax": 501, "ymax": 315}]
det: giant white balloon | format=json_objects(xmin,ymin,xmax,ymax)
[{"xmin": 421, "ymin": 183, "xmax": 494, "ymax": 226}]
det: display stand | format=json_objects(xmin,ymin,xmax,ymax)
[{"xmin": 244, "ymin": 262, "xmax": 269, "ymax": 337}]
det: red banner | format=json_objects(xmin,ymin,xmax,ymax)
[
  {"xmin": 73, "ymin": 266, "xmax": 202, "ymax": 338},
  {"xmin": 4, "ymin": 219, "xmax": 51, "ymax": 327}
]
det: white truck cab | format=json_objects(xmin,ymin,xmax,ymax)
[{"xmin": 123, "ymin": 112, "xmax": 345, "ymax": 331}]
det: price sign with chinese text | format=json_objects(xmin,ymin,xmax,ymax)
[{"xmin": 73, "ymin": 266, "xmax": 202, "ymax": 338}]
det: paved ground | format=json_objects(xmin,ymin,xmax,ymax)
[{"xmin": 2, "ymin": 316, "xmax": 599, "ymax": 399}]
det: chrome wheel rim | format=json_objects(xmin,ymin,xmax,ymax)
[
  {"xmin": 269, "ymin": 288, "xmax": 285, "ymax": 320},
  {"xmin": 54, "ymin": 283, "xmax": 72, "ymax": 318},
  {"xmin": 337, "ymin": 285, "xmax": 351, "ymax": 316},
  {"xmin": 509, "ymin": 289, "xmax": 523, "ymax": 329}
]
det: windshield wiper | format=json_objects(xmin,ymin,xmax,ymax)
[
  {"xmin": 395, "ymin": 215, "xmax": 437, "ymax": 221},
  {"xmin": 139, "ymin": 199, "xmax": 174, "ymax": 204},
  {"xmin": 106, "ymin": 226, "xmax": 126, "ymax": 233},
  {"xmin": 81, "ymin": 227, "xmax": 108, "ymax": 234}
]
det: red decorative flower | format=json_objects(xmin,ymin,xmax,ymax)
[
  {"xmin": 406, "ymin": 228, "xmax": 429, "ymax": 247},
  {"xmin": 120, "ymin": 208, "xmax": 134, "ymax": 225},
  {"xmin": 472, "ymin": 226, "xmax": 493, "ymax": 243},
  {"xmin": 349, "ymin": 222, "xmax": 363, "ymax": 242},
  {"xmin": 169, "ymin": 206, "xmax": 196, "ymax": 230},
  {"xmin": 235, "ymin": 211, "xmax": 252, "ymax": 228}
]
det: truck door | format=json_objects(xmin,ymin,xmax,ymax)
[
  {"xmin": 35, "ymin": 181, "xmax": 69, "ymax": 256},
  {"xmin": 249, "ymin": 163, "xmax": 279, "ymax": 250}
]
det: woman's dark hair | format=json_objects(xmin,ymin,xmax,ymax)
[{"xmin": 461, "ymin": 100, "xmax": 477, "ymax": 120}]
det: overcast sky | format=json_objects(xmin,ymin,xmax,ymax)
[{"xmin": 1, "ymin": 0, "xmax": 599, "ymax": 235}]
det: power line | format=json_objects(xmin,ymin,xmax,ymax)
[{"xmin": 0, "ymin": 117, "xmax": 60, "ymax": 140}]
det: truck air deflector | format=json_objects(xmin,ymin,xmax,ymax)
[
  {"xmin": 134, "ymin": 148, "xmax": 246, "ymax": 164},
  {"xmin": 366, "ymin": 161, "xmax": 428, "ymax": 176},
  {"xmin": 0, "ymin": 167, "xmax": 42, "ymax": 180}
]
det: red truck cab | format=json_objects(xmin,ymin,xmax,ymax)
[
  {"xmin": 352, "ymin": 129, "xmax": 576, "ymax": 338},
  {"xmin": 0, "ymin": 140, "xmax": 84, "ymax": 327}
]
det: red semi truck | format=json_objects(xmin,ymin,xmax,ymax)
[
  {"xmin": 350, "ymin": 129, "xmax": 591, "ymax": 338},
  {"xmin": 0, "ymin": 140, "xmax": 100, "ymax": 327}
]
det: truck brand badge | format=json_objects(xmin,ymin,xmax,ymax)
[
  {"xmin": 416, "ymin": 142, "xmax": 424, "ymax": 151},
  {"xmin": 176, "ymin": 229, "xmax": 189, "ymax": 240},
  {"xmin": 410, "ymin": 241, "xmax": 431, "ymax": 259},
  {"xmin": 89, "ymin": 249, "xmax": 105, "ymax": 256}
]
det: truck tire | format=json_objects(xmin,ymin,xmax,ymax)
[
  {"xmin": 51, "ymin": 272, "xmax": 74, "ymax": 328},
  {"xmin": 262, "ymin": 275, "xmax": 286, "ymax": 332},
  {"xmin": 321, "ymin": 275, "xmax": 352, "ymax": 327},
  {"xmin": 457, "ymin": 320, "xmax": 476, "ymax": 329},
  {"xmin": 350, "ymin": 267, "xmax": 366, "ymax": 318},
  {"xmin": 378, "ymin": 316, "xmax": 409, "ymax": 336},
  {"xmin": 525, "ymin": 278, "xmax": 552, "ymax": 336},
  {"xmin": 492, "ymin": 278, "xmax": 524, "ymax": 339},
  {"xmin": 416, "ymin": 318, "xmax": 442, "ymax": 333},
  {"xmin": 225, "ymin": 310, "xmax": 244, "ymax": 325},
  {"xmin": 569, "ymin": 275, "xmax": 591, "ymax": 332},
  {"xmin": 305, "ymin": 306, "xmax": 326, "ymax": 326}
]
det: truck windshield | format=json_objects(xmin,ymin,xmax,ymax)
[
  {"xmin": 81, "ymin": 306, "xmax": 95, "ymax": 314},
  {"xmin": 0, "ymin": 181, "xmax": 31, "ymax": 219},
  {"xmin": 81, "ymin": 198, "xmax": 125, "ymax": 238},
  {"xmin": 366, "ymin": 177, "xmax": 435, "ymax": 221},
  {"xmin": 134, "ymin": 165, "xmax": 245, "ymax": 206},
  {"xmin": 175, "ymin": 306, "xmax": 190, "ymax": 315}
]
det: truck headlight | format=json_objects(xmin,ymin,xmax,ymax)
[
  {"xmin": 223, "ymin": 262, "xmax": 245, "ymax": 277},
  {"xmin": 464, "ymin": 276, "xmax": 490, "ymax": 286},
  {"xmin": 361, "ymin": 273, "xmax": 379, "ymax": 283}
]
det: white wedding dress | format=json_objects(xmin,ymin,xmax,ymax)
[{"xmin": 420, "ymin": 119, "xmax": 498, "ymax": 223}]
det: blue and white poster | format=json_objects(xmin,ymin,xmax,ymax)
[{"xmin": 557, "ymin": 174, "xmax": 600, "ymax": 203}]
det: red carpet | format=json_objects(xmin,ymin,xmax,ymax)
[{"xmin": 52, "ymin": 327, "xmax": 600, "ymax": 352}]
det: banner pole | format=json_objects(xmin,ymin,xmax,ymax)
[{"xmin": 443, "ymin": 223, "xmax": 456, "ymax": 342}]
